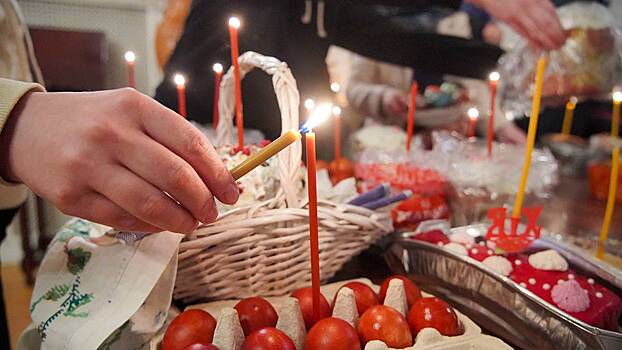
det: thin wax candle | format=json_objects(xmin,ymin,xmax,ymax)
[
  {"xmin": 406, "ymin": 82, "xmax": 418, "ymax": 152},
  {"xmin": 561, "ymin": 97, "xmax": 577, "ymax": 137},
  {"xmin": 213, "ymin": 63, "xmax": 223, "ymax": 129},
  {"xmin": 468, "ymin": 107, "xmax": 479, "ymax": 138},
  {"xmin": 333, "ymin": 106, "xmax": 342, "ymax": 160},
  {"xmin": 228, "ymin": 17, "xmax": 244, "ymax": 148},
  {"xmin": 598, "ymin": 146, "xmax": 620, "ymax": 258},
  {"xmin": 305, "ymin": 131, "xmax": 321, "ymax": 324},
  {"xmin": 174, "ymin": 74, "xmax": 187, "ymax": 118},
  {"xmin": 512, "ymin": 56, "xmax": 547, "ymax": 219},
  {"xmin": 488, "ymin": 72, "xmax": 500, "ymax": 156},
  {"xmin": 229, "ymin": 130, "xmax": 302, "ymax": 180},
  {"xmin": 124, "ymin": 51, "xmax": 136, "ymax": 89},
  {"xmin": 612, "ymin": 91, "xmax": 622, "ymax": 138}
]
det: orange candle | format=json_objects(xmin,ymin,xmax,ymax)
[
  {"xmin": 333, "ymin": 106, "xmax": 342, "ymax": 160},
  {"xmin": 124, "ymin": 51, "xmax": 136, "ymax": 89},
  {"xmin": 488, "ymin": 72, "xmax": 500, "ymax": 157},
  {"xmin": 212, "ymin": 63, "xmax": 223, "ymax": 129},
  {"xmin": 406, "ymin": 82, "xmax": 418, "ymax": 152},
  {"xmin": 468, "ymin": 107, "xmax": 479, "ymax": 138},
  {"xmin": 305, "ymin": 131, "xmax": 321, "ymax": 324},
  {"xmin": 174, "ymin": 74, "xmax": 187, "ymax": 118},
  {"xmin": 228, "ymin": 17, "xmax": 244, "ymax": 148}
]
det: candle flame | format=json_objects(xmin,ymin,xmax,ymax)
[
  {"xmin": 124, "ymin": 51, "xmax": 136, "ymax": 63},
  {"xmin": 489, "ymin": 71, "xmax": 500, "ymax": 82},
  {"xmin": 228, "ymin": 17, "xmax": 241, "ymax": 29},
  {"xmin": 569, "ymin": 96, "xmax": 578, "ymax": 105},
  {"xmin": 613, "ymin": 91, "xmax": 622, "ymax": 103},
  {"xmin": 174, "ymin": 73, "xmax": 186, "ymax": 87},
  {"xmin": 304, "ymin": 98, "xmax": 315, "ymax": 111},
  {"xmin": 213, "ymin": 63, "xmax": 223, "ymax": 74},
  {"xmin": 301, "ymin": 103, "xmax": 333, "ymax": 132},
  {"xmin": 468, "ymin": 107, "xmax": 480, "ymax": 121},
  {"xmin": 332, "ymin": 106, "xmax": 342, "ymax": 116},
  {"xmin": 330, "ymin": 82, "xmax": 341, "ymax": 93}
]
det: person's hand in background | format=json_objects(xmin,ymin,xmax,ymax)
[
  {"xmin": 496, "ymin": 122, "xmax": 527, "ymax": 144},
  {"xmin": 382, "ymin": 88, "xmax": 408, "ymax": 120},
  {"xmin": 0, "ymin": 88, "xmax": 239, "ymax": 234},
  {"xmin": 468, "ymin": 0, "xmax": 567, "ymax": 50}
]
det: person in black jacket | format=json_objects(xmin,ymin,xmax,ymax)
[{"xmin": 154, "ymin": 0, "xmax": 566, "ymax": 140}]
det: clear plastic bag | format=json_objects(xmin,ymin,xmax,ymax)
[{"xmin": 499, "ymin": 2, "xmax": 622, "ymax": 115}]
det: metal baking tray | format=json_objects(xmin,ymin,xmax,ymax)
[{"xmin": 385, "ymin": 224, "xmax": 622, "ymax": 350}]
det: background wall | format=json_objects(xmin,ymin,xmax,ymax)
[{"xmin": 17, "ymin": 0, "xmax": 166, "ymax": 95}]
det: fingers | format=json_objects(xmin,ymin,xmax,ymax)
[
  {"xmin": 66, "ymin": 192, "xmax": 162, "ymax": 233},
  {"xmin": 139, "ymin": 101, "xmax": 239, "ymax": 205},
  {"xmin": 117, "ymin": 133, "xmax": 218, "ymax": 224},
  {"xmin": 91, "ymin": 164, "xmax": 199, "ymax": 233},
  {"xmin": 527, "ymin": 3, "xmax": 566, "ymax": 49}
]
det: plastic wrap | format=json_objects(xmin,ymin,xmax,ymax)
[
  {"xmin": 354, "ymin": 131, "xmax": 559, "ymax": 226},
  {"xmin": 499, "ymin": 2, "xmax": 622, "ymax": 115}
]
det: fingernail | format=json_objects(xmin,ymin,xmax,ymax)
[{"xmin": 223, "ymin": 183, "xmax": 240, "ymax": 204}]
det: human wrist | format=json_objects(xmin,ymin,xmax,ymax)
[{"xmin": 0, "ymin": 91, "xmax": 41, "ymax": 183}]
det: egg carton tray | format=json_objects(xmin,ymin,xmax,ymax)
[{"xmin": 151, "ymin": 278, "xmax": 510, "ymax": 350}]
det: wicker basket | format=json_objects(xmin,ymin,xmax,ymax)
[{"xmin": 174, "ymin": 52, "xmax": 392, "ymax": 303}]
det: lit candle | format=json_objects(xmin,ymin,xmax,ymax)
[
  {"xmin": 330, "ymin": 82, "xmax": 341, "ymax": 94},
  {"xmin": 468, "ymin": 107, "xmax": 479, "ymax": 138},
  {"xmin": 230, "ymin": 130, "xmax": 302, "ymax": 180},
  {"xmin": 487, "ymin": 72, "xmax": 500, "ymax": 156},
  {"xmin": 212, "ymin": 63, "xmax": 223, "ymax": 129},
  {"xmin": 612, "ymin": 91, "xmax": 622, "ymax": 138},
  {"xmin": 174, "ymin": 73, "xmax": 187, "ymax": 118},
  {"xmin": 332, "ymin": 105, "xmax": 342, "ymax": 160},
  {"xmin": 406, "ymin": 82, "xmax": 418, "ymax": 152},
  {"xmin": 303, "ymin": 103, "xmax": 333, "ymax": 324},
  {"xmin": 304, "ymin": 98, "xmax": 316, "ymax": 111},
  {"xmin": 512, "ymin": 56, "xmax": 547, "ymax": 219},
  {"xmin": 597, "ymin": 146, "xmax": 619, "ymax": 259},
  {"xmin": 124, "ymin": 51, "xmax": 136, "ymax": 89},
  {"xmin": 561, "ymin": 96, "xmax": 577, "ymax": 137},
  {"xmin": 228, "ymin": 16, "xmax": 244, "ymax": 148}
]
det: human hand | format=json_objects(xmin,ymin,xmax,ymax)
[
  {"xmin": 497, "ymin": 123, "xmax": 527, "ymax": 144},
  {"xmin": 0, "ymin": 89, "xmax": 239, "ymax": 233},
  {"xmin": 382, "ymin": 89, "xmax": 408, "ymax": 120},
  {"xmin": 468, "ymin": 0, "xmax": 567, "ymax": 50}
]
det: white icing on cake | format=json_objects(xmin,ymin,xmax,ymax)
[
  {"xmin": 528, "ymin": 250, "xmax": 569, "ymax": 272},
  {"xmin": 449, "ymin": 232, "xmax": 475, "ymax": 245},
  {"xmin": 482, "ymin": 256, "xmax": 513, "ymax": 276},
  {"xmin": 445, "ymin": 243, "xmax": 468, "ymax": 256},
  {"xmin": 551, "ymin": 280, "xmax": 590, "ymax": 313}
]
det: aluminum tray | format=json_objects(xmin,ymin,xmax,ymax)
[{"xmin": 385, "ymin": 224, "xmax": 622, "ymax": 350}]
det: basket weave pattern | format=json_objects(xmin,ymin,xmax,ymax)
[{"xmin": 174, "ymin": 52, "xmax": 392, "ymax": 303}]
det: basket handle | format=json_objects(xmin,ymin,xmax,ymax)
[{"xmin": 216, "ymin": 51, "xmax": 302, "ymax": 208}]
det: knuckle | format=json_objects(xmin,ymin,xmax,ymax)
[
  {"xmin": 140, "ymin": 193, "xmax": 166, "ymax": 219},
  {"xmin": 53, "ymin": 185, "xmax": 79, "ymax": 208},
  {"xmin": 169, "ymin": 163, "xmax": 194, "ymax": 192},
  {"xmin": 116, "ymin": 88, "xmax": 142, "ymax": 111},
  {"xmin": 199, "ymin": 197, "xmax": 217, "ymax": 223},
  {"xmin": 185, "ymin": 132, "xmax": 208, "ymax": 158},
  {"xmin": 83, "ymin": 119, "xmax": 116, "ymax": 145}
]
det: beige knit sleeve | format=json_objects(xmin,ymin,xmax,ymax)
[{"xmin": 0, "ymin": 78, "xmax": 45, "ymax": 185}]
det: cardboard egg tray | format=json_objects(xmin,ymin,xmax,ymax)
[{"xmin": 152, "ymin": 278, "xmax": 511, "ymax": 350}]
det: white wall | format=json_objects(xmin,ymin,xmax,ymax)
[{"xmin": 17, "ymin": 0, "xmax": 165, "ymax": 95}]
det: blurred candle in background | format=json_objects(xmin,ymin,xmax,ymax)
[
  {"xmin": 406, "ymin": 82, "xmax": 418, "ymax": 152},
  {"xmin": 332, "ymin": 105, "xmax": 342, "ymax": 160},
  {"xmin": 174, "ymin": 73, "xmax": 187, "ymax": 118},
  {"xmin": 561, "ymin": 96, "xmax": 577, "ymax": 137},
  {"xmin": 487, "ymin": 71, "xmax": 500, "ymax": 157},
  {"xmin": 124, "ymin": 51, "xmax": 136, "ymax": 89},
  {"xmin": 598, "ymin": 146, "xmax": 620, "ymax": 259},
  {"xmin": 212, "ymin": 63, "xmax": 223, "ymax": 129},
  {"xmin": 228, "ymin": 16, "xmax": 244, "ymax": 148},
  {"xmin": 612, "ymin": 91, "xmax": 622, "ymax": 138},
  {"xmin": 468, "ymin": 107, "xmax": 479, "ymax": 138}
]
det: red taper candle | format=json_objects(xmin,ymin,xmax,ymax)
[
  {"xmin": 406, "ymin": 82, "xmax": 418, "ymax": 152},
  {"xmin": 488, "ymin": 72, "xmax": 500, "ymax": 157},
  {"xmin": 212, "ymin": 63, "xmax": 223, "ymax": 129},
  {"xmin": 228, "ymin": 17, "xmax": 244, "ymax": 148}
]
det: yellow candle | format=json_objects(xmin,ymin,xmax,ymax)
[
  {"xmin": 598, "ymin": 147, "xmax": 619, "ymax": 257},
  {"xmin": 230, "ymin": 130, "xmax": 302, "ymax": 180},
  {"xmin": 512, "ymin": 56, "xmax": 547, "ymax": 219},
  {"xmin": 561, "ymin": 97, "xmax": 577, "ymax": 137},
  {"xmin": 612, "ymin": 91, "xmax": 622, "ymax": 138}
]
